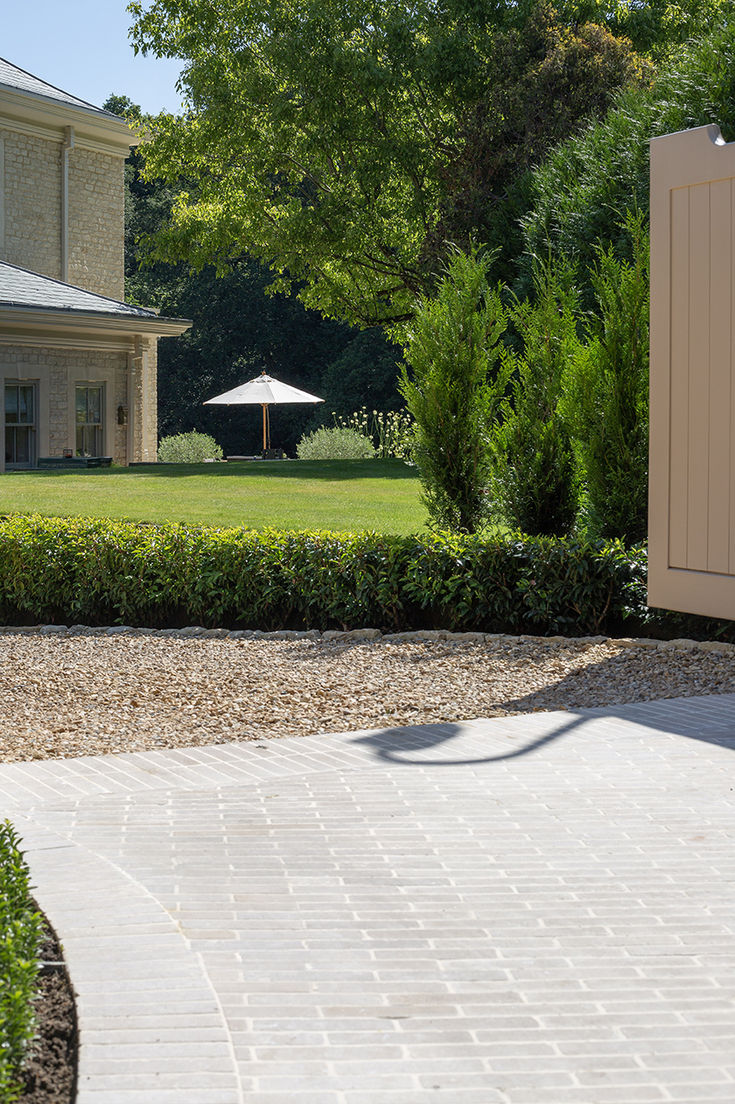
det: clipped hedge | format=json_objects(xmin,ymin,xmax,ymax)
[
  {"xmin": 0, "ymin": 512, "xmax": 685, "ymax": 637},
  {"xmin": 0, "ymin": 821, "xmax": 42, "ymax": 1103},
  {"xmin": 0, "ymin": 513, "xmax": 731, "ymax": 638}
]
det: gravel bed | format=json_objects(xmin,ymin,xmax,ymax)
[{"xmin": 1, "ymin": 627, "xmax": 734, "ymax": 763}]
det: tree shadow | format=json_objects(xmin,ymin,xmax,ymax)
[
  {"xmin": 338, "ymin": 641, "xmax": 735, "ymax": 767},
  {"xmin": 349, "ymin": 693, "xmax": 735, "ymax": 767},
  {"xmin": 20, "ymin": 460, "xmax": 418, "ymax": 482},
  {"xmin": 350, "ymin": 710, "xmax": 590, "ymax": 766}
]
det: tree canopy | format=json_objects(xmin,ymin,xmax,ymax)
[
  {"xmin": 522, "ymin": 19, "xmax": 735, "ymax": 293},
  {"xmin": 108, "ymin": 97, "xmax": 403, "ymax": 453},
  {"xmin": 128, "ymin": 0, "xmax": 644, "ymax": 326}
]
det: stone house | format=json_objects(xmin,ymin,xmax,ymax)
[{"xmin": 0, "ymin": 58, "xmax": 189, "ymax": 471}]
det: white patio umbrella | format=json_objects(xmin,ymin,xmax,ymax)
[{"xmin": 204, "ymin": 371, "xmax": 324, "ymax": 453}]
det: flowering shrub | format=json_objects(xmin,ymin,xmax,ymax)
[
  {"xmin": 296, "ymin": 426, "xmax": 376, "ymax": 460},
  {"xmin": 333, "ymin": 408, "xmax": 415, "ymax": 461}
]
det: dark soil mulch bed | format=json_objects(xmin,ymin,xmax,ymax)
[{"xmin": 19, "ymin": 914, "xmax": 77, "ymax": 1103}]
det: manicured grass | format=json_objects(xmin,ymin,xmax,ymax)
[{"xmin": 0, "ymin": 459, "xmax": 427, "ymax": 533}]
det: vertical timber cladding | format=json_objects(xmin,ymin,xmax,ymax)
[{"xmin": 649, "ymin": 124, "xmax": 735, "ymax": 619}]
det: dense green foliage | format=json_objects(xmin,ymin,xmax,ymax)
[
  {"xmin": 400, "ymin": 250, "xmax": 508, "ymax": 532},
  {"xmin": 296, "ymin": 426, "xmax": 376, "ymax": 461},
  {"xmin": 585, "ymin": 0, "xmax": 729, "ymax": 58},
  {"xmin": 0, "ymin": 514, "xmax": 731, "ymax": 638},
  {"xmin": 0, "ymin": 514, "xmax": 637, "ymax": 634},
  {"xmin": 107, "ymin": 98, "xmax": 404, "ymax": 455},
  {"xmin": 438, "ymin": 7, "xmax": 648, "ymax": 286},
  {"xmin": 114, "ymin": 11, "xmax": 735, "ymax": 547},
  {"xmin": 491, "ymin": 260, "xmax": 578, "ymax": 536},
  {"xmin": 523, "ymin": 21, "xmax": 735, "ymax": 292},
  {"xmin": 158, "ymin": 431, "xmax": 224, "ymax": 463},
  {"xmin": 0, "ymin": 821, "xmax": 42, "ymax": 1103},
  {"xmin": 562, "ymin": 214, "xmax": 650, "ymax": 542},
  {"xmin": 128, "ymin": 0, "xmax": 643, "ymax": 325}
]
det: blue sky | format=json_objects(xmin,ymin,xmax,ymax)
[{"xmin": 3, "ymin": 1, "xmax": 184, "ymax": 114}]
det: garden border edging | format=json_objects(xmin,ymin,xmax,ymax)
[{"xmin": 0, "ymin": 624, "xmax": 732, "ymax": 655}]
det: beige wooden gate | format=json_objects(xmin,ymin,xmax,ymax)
[{"xmin": 649, "ymin": 123, "xmax": 735, "ymax": 619}]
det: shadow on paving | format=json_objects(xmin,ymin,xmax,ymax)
[
  {"xmin": 349, "ymin": 694, "xmax": 735, "ymax": 768},
  {"xmin": 287, "ymin": 637, "xmax": 735, "ymax": 765}
]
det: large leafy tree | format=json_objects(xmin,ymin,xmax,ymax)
[
  {"xmin": 430, "ymin": 8, "xmax": 646, "ymax": 285},
  {"xmin": 523, "ymin": 20, "xmax": 735, "ymax": 293},
  {"xmin": 108, "ymin": 97, "xmax": 402, "ymax": 453},
  {"xmin": 563, "ymin": 0, "xmax": 729, "ymax": 58},
  {"xmin": 128, "ymin": 0, "xmax": 643, "ymax": 326}
]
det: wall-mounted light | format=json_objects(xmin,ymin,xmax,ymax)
[{"xmin": 117, "ymin": 404, "xmax": 128, "ymax": 426}]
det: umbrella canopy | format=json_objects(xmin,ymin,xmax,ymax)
[{"xmin": 204, "ymin": 371, "xmax": 324, "ymax": 452}]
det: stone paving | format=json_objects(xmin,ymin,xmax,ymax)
[{"xmin": 3, "ymin": 693, "xmax": 735, "ymax": 1104}]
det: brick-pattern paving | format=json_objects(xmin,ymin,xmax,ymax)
[{"xmin": 4, "ymin": 694, "xmax": 735, "ymax": 1103}]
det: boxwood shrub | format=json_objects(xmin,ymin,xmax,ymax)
[
  {"xmin": 0, "ymin": 820, "xmax": 42, "ymax": 1103},
  {"xmin": 0, "ymin": 514, "xmax": 730, "ymax": 640}
]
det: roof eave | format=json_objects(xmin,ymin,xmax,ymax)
[
  {"xmin": 0, "ymin": 85, "xmax": 137, "ymax": 155},
  {"xmin": 0, "ymin": 304, "xmax": 191, "ymax": 337}
]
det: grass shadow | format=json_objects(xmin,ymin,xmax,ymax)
[{"xmin": 15, "ymin": 460, "xmax": 419, "ymax": 482}]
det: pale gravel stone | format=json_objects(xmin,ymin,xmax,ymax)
[{"xmin": 0, "ymin": 629, "xmax": 734, "ymax": 763}]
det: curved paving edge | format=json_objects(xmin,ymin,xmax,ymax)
[
  {"xmin": 17, "ymin": 817, "xmax": 242, "ymax": 1104},
  {"xmin": 4, "ymin": 693, "xmax": 735, "ymax": 1104}
]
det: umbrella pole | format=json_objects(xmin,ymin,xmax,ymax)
[{"xmin": 262, "ymin": 404, "xmax": 267, "ymax": 452}]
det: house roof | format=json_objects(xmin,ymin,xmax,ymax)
[
  {"xmin": 0, "ymin": 262, "xmax": 190, "ymax": 336},
  {"xmin": 0, "ymin": 262, "xmax": 158, "ymax": 317},
  {"xmin": 0, "ymin": 57, "xmax": 121, "ymax": 120}
]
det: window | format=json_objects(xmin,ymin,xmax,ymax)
[
  {"xmin": 5, "ymin": 382, "xmax": 36, "ymax": 468},
  {"xmin": 75, "ymin": 384, "xmax": 103, "ymax": 456}
]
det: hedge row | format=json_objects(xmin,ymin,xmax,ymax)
[
  {"xmin": 1, "ymin": 514, "xmax": 731, "ymax": 640},
  {"xmin": 0, "ymin": 821, "xmax": 42, "ymax": 1103}
]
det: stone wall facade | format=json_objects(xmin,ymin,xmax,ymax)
[
  {"xmin": 0, "ymin": 344, "xmax": 130, "ymax": 465},
  {"xmin": 0, "ymin": 130, "xmax": 125, "ymax": 298},
  {"xmin": 68, "ymin": 147, "xmax": 125, "ymax": 300},
  {"xmin": 0, "ymin": 128, "xmax": 62, "ymax": 279}
]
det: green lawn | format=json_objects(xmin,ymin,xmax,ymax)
[{"xmin": 0, "ymin": 459, "xmax": 428, "ymax": 533}]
